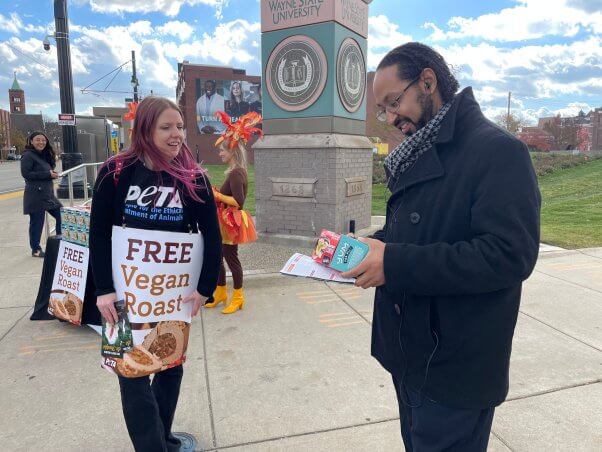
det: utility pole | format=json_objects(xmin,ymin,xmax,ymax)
[
  {"xmin": 54, "ymin": 0, "xmax": 83, "ymax": 197},
  {"xmin": 131, "ymin": 50, "xmax": 139, "ymax": 102},
  {"xmin": 507, "ymin": 92, "xmax": 512, "ymax": 131}
]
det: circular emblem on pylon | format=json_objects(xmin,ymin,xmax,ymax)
[
  {"xmin": 266, "ymin": 35, "xmax": 327, "ymax": 112},
  {"xmin": 337, "ymin": 38, "xmax": 366, "ymax": 113}
]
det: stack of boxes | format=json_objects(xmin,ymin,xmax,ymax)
[{"xmin": 60, "ymin": 206, "xmax": 91, "ymax": 247}]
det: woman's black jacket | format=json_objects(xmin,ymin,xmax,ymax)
[{"xmin": 20, "ymin": 148, "xmax": 62, "ymax": 214}]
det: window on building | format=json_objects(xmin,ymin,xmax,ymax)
[
  {"xmin": 13, "ymin": 97, "xmax": 21, "ymax": 103},
  {"xmin": 15, "ymin": 106, "xmax": 20, "ymax": 112}
]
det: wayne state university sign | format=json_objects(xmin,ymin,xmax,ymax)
[{"xmin": 262, "ymin": 0, "xmax": 369, "ymax": 38}]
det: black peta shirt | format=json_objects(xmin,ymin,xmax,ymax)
[{"xmin": 123, "ymin": 164, "xmax": 184, "ymax": 232}]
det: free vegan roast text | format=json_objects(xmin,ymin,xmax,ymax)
[{"xmin": 121, "ymin": 239, "xmax": 193, "ymax": 317}]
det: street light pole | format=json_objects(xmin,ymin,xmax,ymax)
[
  {"xmin": 131, "ymin": 50, "xmax": 139, "ymax": 102},
  {"xmin": 54, "ymin": 0, "xmax": 83, "ymax": 197}
]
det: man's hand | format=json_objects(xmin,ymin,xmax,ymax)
[
  {"xmin": 183, "ymin": 290, "xmax": 209, "ymax": 316},
  {"xmin": 341, "ymin": 237, "xmax": 386, "ymax": 289}
]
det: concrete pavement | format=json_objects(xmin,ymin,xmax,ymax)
[
  {"xmin": 0, "ymin": 193, "xmax": 601, "ymax": 451},
  {"xmin": 0, "ymin": 161, "xmax": 25, "ymax": 194}
]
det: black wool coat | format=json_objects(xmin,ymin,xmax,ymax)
[
  {"xmin": 372, "ymin": 87, "xmax": 541, "ymax": 409},
  {"xmin": 20, "ymin": 149, "xmax": 62, "ymax": 215}
]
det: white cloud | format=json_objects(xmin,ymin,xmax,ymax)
[
  {"xmin": 0, "ymin": 13, "xmax": 24, "ymax": 35},
  {"xmin": 367, "ymin": 15, "xmax": 412, "ymax": 69},
  {"xmin": 0, "ymin": 12, "xmax": 47, "ymax": 35},
  {"xmin": 440, "ymin": 37, "xmax": 602, "ymax": 99},
  {"xmin": 552, "ymin": 101, "xmax": 594, "ymax": 117},
  {"xmin": 157, "ymin": 21, "xmax": 194, "ymax": 41},
  {"xmin": 425, "ymin": 0, "xmax": 601, "ymax": 42},
  {"xmin": 163, "ymin": 19, "xmax": 260, "ymax": 66},
  {"xmin": 139, "ymin": 40, "xmax": 179, "ymax": 96},
  {"xmin": 84, "ymin": 0, "xmax": 229, "ymax": 19}
]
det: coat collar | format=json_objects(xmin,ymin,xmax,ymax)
[
  {"xmin": 436, "ymin": 87, "xmax": 481, "ymax": 144},
  {"xmin": 388, "ymin": 143, "xmax": 444, "ymax": 197},
  {"xmin": 387, "ymin": 87, "xmax": 482, "ymax": 198}
]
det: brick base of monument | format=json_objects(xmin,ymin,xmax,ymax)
[{"xmin": 254, "ymin": 134, "xmax": 373, "ymax": 237}]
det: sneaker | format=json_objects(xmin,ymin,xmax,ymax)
[{"xmin": 32, "ymin": 249, "xmax": 45, "ymax": 258}]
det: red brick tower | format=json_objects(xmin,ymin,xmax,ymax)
[{"xmin": 9, "ymin": 72, "xmax": 25, "ymax": 114}]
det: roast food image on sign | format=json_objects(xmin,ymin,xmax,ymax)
[
  {"xmin": 266, "ymin": 35, "xmax": 328, "ymax": 112},
  {"xmin": 337, "ymin": 37, "xmax": 366, "ymax": 113},
  {"xmin": 49, "ymin": 292, "xmax": 83, "ymax": 324},
  {"xmin": 49, "ymin": 240, "xmax": 89, "ymax": 325},
  {"xmin": 102, "ymin": 227, "xmax": 203, "ymax": 378}
]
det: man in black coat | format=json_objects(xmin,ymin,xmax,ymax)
[{"xmin": 342, "ymin": 43, "xmax": 541, "ymax": 451}]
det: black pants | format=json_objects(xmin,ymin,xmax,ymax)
[
  {"xmin": 393, "ymin": 377, "xmax": 495, "ymax": 452},
  {"xmin": 29, "ymin": 208, "xmax": 61, "ymax": 252},
  {"xmin": 118, "ymin": 365, "xmax": 183, "ymax": 452}
]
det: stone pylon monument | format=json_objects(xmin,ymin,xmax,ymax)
[{"xmin": 255, "ymin": 0, "xmax": 373, "ymax": 237}]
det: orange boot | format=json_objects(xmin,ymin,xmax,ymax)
[
  {"xmin": 222, "ymin": 288, "xmax": 245, "ymax": 314},
  {"xmin": 204, "ymin": 285, "xmax": 228, "ymax": 308}
]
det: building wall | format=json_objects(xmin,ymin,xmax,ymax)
[
  {"xmin": 9, "ymin": 89, "xmax": 25, "ymax": 114},
  {"xmin": 176, "ymin": 63, "xmax": 261, "ymax": 165},
  {"xmin": 592, "ymin": 108, "xmax": 602, "ymax": 151},
  {"xmin": 10, "ymin": 113, "xmax": 44, "ymax": 139},
  {"xmin": 0, "ymin": 108, "xmax": 11, "ymax": 152}
]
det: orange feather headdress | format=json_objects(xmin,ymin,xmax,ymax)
[
  {"xmin": 214, "ymin": 111, "xmax": 263, "ymax": 149},
  {"xmin": 123, "ymin": 101, "xmax": 138, "ymax": 121}
]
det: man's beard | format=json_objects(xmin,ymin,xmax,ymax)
[{"xmin": 401, "ymin": 92, "xmax": 435, "ymax": 137}]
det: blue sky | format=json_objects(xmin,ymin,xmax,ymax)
[{"xmin": 0, "ymin": 0, "xmax": 600, "ymax": 124}]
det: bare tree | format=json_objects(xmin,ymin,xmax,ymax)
[
  {"xmin": 494, "ymin": 112, "xmax": 525, "ymax": 134},
  {"xmin": 43, "ymin": 115, "xmax": 63, "ymax": 153},
  {"xmin": 10, "ymin": 128, "xmax": 26, "ymax": 153}
]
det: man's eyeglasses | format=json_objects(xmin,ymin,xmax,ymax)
[{"xmin": 375, "ymin": 76, "xmax": 420, "ymax": 122}]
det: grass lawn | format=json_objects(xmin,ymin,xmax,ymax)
[
  {"xmin": 538, "ymin": 159, "xmax": 602, "ymax": 249},
  {"xmin": 207, "ymin": 160, "xmax": 602, "ymax": 249},
  {"xmin": 371, "ymin": 159, "xmax": 602, "ymax": 248}
]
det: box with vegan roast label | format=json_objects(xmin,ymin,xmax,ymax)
[
  {"xmin": 60, "ymin": 206, "xmax": 90, "ymax": 247},
  {"xmin": 312, "ymin": 229, "xmax": 369, "ymax": 272}
]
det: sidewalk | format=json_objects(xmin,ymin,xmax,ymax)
[{"xmin": 0, "ymin": 193, "xmax": 600, "ymax": 451}]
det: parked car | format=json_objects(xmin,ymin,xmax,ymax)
[{"xmin": 6, "ymin": 152, "xmax": 21, "ymax": 160}]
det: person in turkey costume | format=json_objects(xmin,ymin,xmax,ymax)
[{"xmin": 204, "ymin": 111, "xmax": 260, "ymax": 314}]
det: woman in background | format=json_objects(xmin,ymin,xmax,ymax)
[
  {"xmin": 20, "ymin": 131, "xmax": 62, "ymax": 257},
  {"xmin": 204, "ymin": 111, "xmax": 260, "ymax": 314}
]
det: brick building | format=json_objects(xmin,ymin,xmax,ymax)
[
  {"xmin": 0, "ymin": 108, "xmax": 11, "ymax": 157},
  {"xmin": 591, "ymin": 108, "xmax": 602, "ymax": 151},
  {"xmin": 176, "ymin": 62, "xmax": 261, "ymax": 164},
  {"xmin": 8, "ymin": 72, "xmax": 25, "ymax": 114}
]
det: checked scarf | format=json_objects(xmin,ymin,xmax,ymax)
[{"xmin": 384, "ymin": 100, "xmax": 453, "ymax": 186}]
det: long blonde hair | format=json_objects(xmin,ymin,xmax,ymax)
[{"xmin": 222, "ymin": 141, "xmax": 247, "ymax": 175}]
